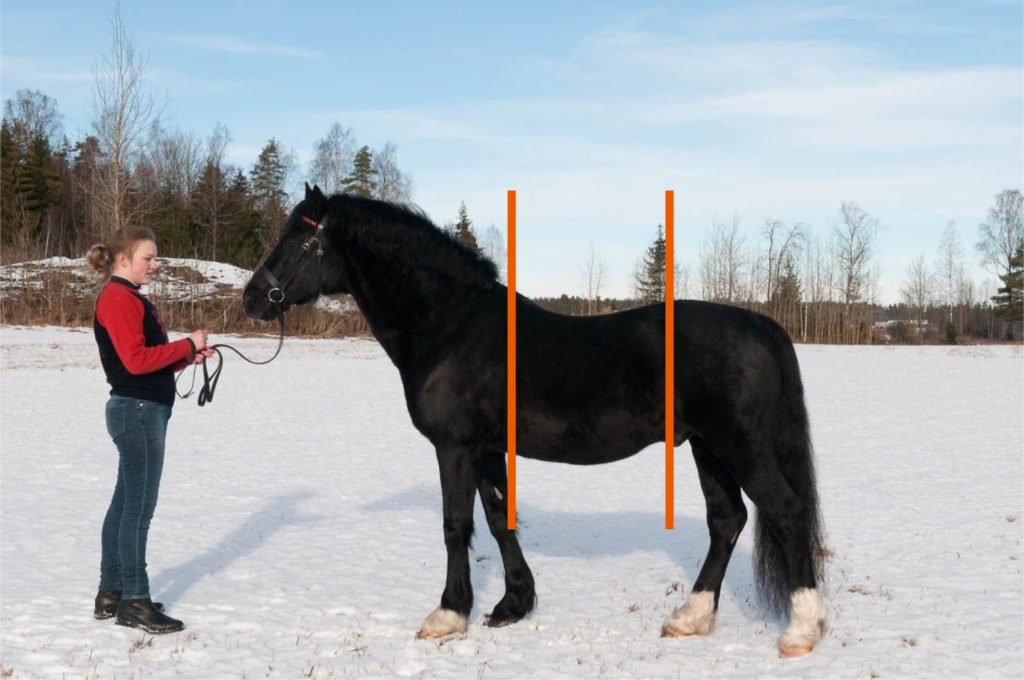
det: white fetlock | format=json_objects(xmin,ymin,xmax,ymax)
[
  {"xmin": 662, "ymin": 591, "xmax": 716, "ymax": 637},
  {"xmin": 416, "ymin": 607, "xmax": 468, "ymax": 639},
  {"xmin": 778, "ymin": 588, "xmax": 829, "ymax": 658}
]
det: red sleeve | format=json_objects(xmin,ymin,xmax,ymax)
[{"xmin": 97, "ymin": 285, "xmax": 195, "ymax": 375}]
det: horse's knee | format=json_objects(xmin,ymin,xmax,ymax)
[{"xmin": 443, "ymin": 517, "xmax": 473, "ymax": 549}]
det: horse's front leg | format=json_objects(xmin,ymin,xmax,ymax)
[
  {"xmin": 478, "ymin": 451, "xmax": 536, "ymax": 626},
  {"xmin": 417, "ymin": 445, "xmax": 478, "ymax": 639}
]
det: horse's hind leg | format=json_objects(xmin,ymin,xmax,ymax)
[
  {"xmin": 663, "ymin": 437, "xmax": 747, "ymax": 638},
  {"xmin": 417, "ymin": 446, "xmax": 478, "ymax": 639},
  {"xmin": 738, "ymin": 461, "xmax": 828, "ymax": 657},
  {"xmin": 477, "ymin": 451, "xmax": 536, "ymax": 626}
]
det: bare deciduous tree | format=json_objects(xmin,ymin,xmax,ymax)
[
  {"xmin": 90, "ymin": 2, "xmax": 160, "ymax": 233},
  {"xmin": 935, "ymin": 221, "xmax": 964, "ymax": 327},
  {"xmin": 977, "ymin": 188, "xmax": 1023, "ymax": 279},
  {"xmin": 308, "ymin": 122, "xmax": 354, "ymax": 194},
  {"xmin": 146, "ymin": 125, "xmax": 203, "ymax": 198},
  {"xmin": 699, "ymin": 216, "xmax": 745, "ymax": 303},
  {"xmin": 832, "ymin": 202, "xmax": 880, "ymax": 305},
  {"xmin": 760, "ymin": 218, "xmax": 805, "ymax": 309},
  {"xmin": 901, "ymin": 253, "xmax": 933, "ymax": 337},
  {"xmin": 3, "ymin": 89, "xmax": 63, "ymax": 151},
  {"xmin": 579, "ymin": 241, "xmax": 608, "ymax": 315},
  {"xmin": 373, "ymin": 142, "xmax": 412, "ymax": 203},
  {"xmin": 479, "ymin": 223, "xmax": 506, "ymax": 284}
]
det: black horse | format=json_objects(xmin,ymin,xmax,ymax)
[{"xmin": 243, "ymin": 185, "xmax": 829, "ymax": 657}]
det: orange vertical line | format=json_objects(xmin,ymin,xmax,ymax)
[
  {"xmin": 507, "ymin": 190, "xmax": 517, "ymax": 531},
  {"xmin": 665, "ymin": 190, "xmax": 675, "ymax": 530}
]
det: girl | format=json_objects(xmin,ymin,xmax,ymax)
[{"xmin": 87, "ymin": 226, "xmax": 212, "ymax": 634}]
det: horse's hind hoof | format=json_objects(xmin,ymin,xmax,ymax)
[
  {"xmin": 777, "ymin": 588, "xmax": 829, "ymax": 658},
  {"xmin": 416, "ymin": 607, "xmax": 468, "ymax": 639}
]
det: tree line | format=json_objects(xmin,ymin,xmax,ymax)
[
  {"xmin": 557, "ymin": 192, "xmax": 1022, "ymax": 343},
  {"xmin": 2, "ymin": 6, "xmax": 1020, "ymax": 344},
  {"xmin": 1, "ymin": 91, "xmax": 412, "ymax": 271},
  {"xmin": 0, "ymin": 4, "xmax": 414, "ymax": 270}
]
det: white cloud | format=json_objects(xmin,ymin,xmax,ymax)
[
  {"xmin": 160, "ymin": 34, "xmax": 325, "ymax": 60},
  {"xmin": 0, "ymin": 55, "xmax": 92, "ymax": 85}
]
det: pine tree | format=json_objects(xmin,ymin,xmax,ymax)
[
  {"xmin": 452, "ymin": 201, "xmax": 481, "ymax": 255},
  {"xmin": 992, "ymin": 243, "xmax": 1023, "ymax": 324},
  {"xmin": 21, "ymin": 133, "xmax": 60, "ymax": 215},
  {"xmin": 191, "ymin": 159, "xmax": 230, "ymax": 260},
  {"xmin": 223, "ymin": 169, "xmax": 263, "ymax": 267},
  {"xmin": 635, "ymin": 225, "xmax": 667, "ymax": 303},
  {"xmin": 771, "ymin": 254, "xmax": 802, "ymax": 308},
  {"xmin": 249, "ymin": 138, "xmax": 289, "ymax": 247},
  {"xmin": 771, "ymin": 254, "xmax": 803, "ymax": 335},
  {"xmin": 150, "ymin": 183, "xmax": 193, "ymax": 257},
  {"xmin": 70, "ymin": 136, "xmax": 105, "ymax": 247},
  {"xmin": 342, "ymin": 145, "xmax": 377, "ymax": 198},
  {"xmin": 0, "ymin": 121, "xmax": 25, "ymax": 245}
]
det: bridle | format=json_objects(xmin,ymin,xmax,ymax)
[
  {"xmin": 256, "ymin": 214, "xmax": 327, "ymax": 306},
  {"xmin": 176, "ymin": 213, "xmax": 328, "ymax": 407}
]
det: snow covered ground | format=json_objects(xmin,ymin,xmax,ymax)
[
  {"xmin": 1, "ymin": 325, "xmax": 1021, "ymax": 678},
  {"xmin": 0, "ymin": 257, "xmax": 353, "ymax": 315}
]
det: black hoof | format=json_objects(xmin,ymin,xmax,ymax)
[{"xmin": 485, "ymin": 593, "xmax": 536, "ymax": 627}]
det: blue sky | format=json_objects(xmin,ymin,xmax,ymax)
[{"xmin": 2, "ymin": 1, "xmax": 1021, "ymax": 302}]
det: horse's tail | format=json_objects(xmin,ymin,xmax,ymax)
[{"xmin": 754, "ymin": 328, "xmax": 825, "ymax": 616}]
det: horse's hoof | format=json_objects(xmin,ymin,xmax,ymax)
[
  {"xmin": 416, "ymin": 607, "xmax": 468, "ymax": 639},
  {"xmin": 661, "ymin": 591, "xmax": 716, "ymax": 637},
  {"xmin": 485, "ymin": 598, "xmax": 531, "ymax": 628},
  {"xmin": 778, "ymin": 641, "xmax": 814, "ymax": 658},
  {"xmin": 777, "ymin": 588, "xmax": 829, "ymax": 658},
  {"xmin": 485, "ymin": 615, "xmax": 516, "ymax": 628}
]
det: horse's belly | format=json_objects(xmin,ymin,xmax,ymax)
[{"xmin": 516, "ymin": 408, "xmax": 659, "ymax": 466}]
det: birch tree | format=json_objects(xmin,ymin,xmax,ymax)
[
  {"xmin": 579, "ymin": 241, "xmax": 608, "ymax": 315},
  {"xmin": 90, "ymin": 2, "xmax": 159, "ymax": 233}
]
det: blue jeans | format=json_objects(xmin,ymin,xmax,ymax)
[{"xmin": 99, "ymin": 396, "xmax": 172, "ymax": 599}]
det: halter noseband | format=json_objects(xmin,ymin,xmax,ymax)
[{"xmin": 257, "ymin": 215, "xmax": 326, "ymax": 306}]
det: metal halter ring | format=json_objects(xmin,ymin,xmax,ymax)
[{"xmin": 268, "ymin": 287, "xmax": 285, "ymax": 304}]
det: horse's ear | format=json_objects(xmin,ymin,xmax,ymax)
[
  {"xmin": 304, "ymin": 182, "xmax": 312, "ymax": 198},
  {"xmin": 312, "ymin": 184, "xmax": 325, "ymax": 202}
]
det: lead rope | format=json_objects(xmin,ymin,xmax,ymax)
[{"xmin": 175, "ymin": 305, "xmax": 286, "ymax": 406}]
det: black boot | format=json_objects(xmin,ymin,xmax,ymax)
[
  {"xmin": 94, "ymin": 590, "xmax": 164, "ymax": 620},
  {"xmin": 115, "ymin": 598, "xmax": 183, "ymax": 634}
]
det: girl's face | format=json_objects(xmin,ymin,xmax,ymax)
[{"xmin": 114, "ymin": 240, "xmax": 159, "ymax": 286}]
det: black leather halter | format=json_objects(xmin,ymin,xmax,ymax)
[{"xmin": 257, "ymin": 215, "xmax": 325, "ymax": 305}]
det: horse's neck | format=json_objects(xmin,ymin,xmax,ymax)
[{"xmin": 342, "ymin": 247, "xmax": 480, "ymax": 366}]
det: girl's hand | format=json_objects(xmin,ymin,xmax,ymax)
[
  {"xmin": 192, "ymin": 348, "xmax": 215, "ymax": 364},
  {"xmin": 189, "ymin": 329, "xmax": 209, "ymax": 351}
]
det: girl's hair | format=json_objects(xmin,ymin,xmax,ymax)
[{"xmin": 87, "ymin": 227, "xmax": 157, "ymax": 278}]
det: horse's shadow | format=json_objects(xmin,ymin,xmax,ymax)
[
  {"xmin": 153, "ymin": 490, "xmax": 323, "ymax": 605},
  {"xmin": 362, "ymin": 484, "xmax": 760, "ymax": 621}
]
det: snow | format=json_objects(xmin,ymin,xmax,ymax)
[
  {"xmin": 1, "ymin": 325, "xmax": 1022, "ymax": 678},
  {"xmin": 0, "ymin": 257, "xmax": 355, "ymax": 315}
]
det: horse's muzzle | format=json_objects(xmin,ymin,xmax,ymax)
[{"xmin": 242, "ymin": 286, "xmax": 284, "ymax": 321}]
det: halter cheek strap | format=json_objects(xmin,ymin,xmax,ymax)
[{"xmin": 258, "ymin": 215, "xmax": 326, "ymax": 304}]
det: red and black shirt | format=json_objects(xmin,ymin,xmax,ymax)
[{"xmin": 94, "ymin": 276, "xmax": 195, "ymax": 406}]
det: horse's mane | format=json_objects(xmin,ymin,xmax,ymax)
[{"xmin": 326, "ymin": 194, "xmax": 499, "ymax": 289}]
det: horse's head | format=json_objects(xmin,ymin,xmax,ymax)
[{"xmin": 243, "ymin": 183, "xmax": 340, "ymax": 320}]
